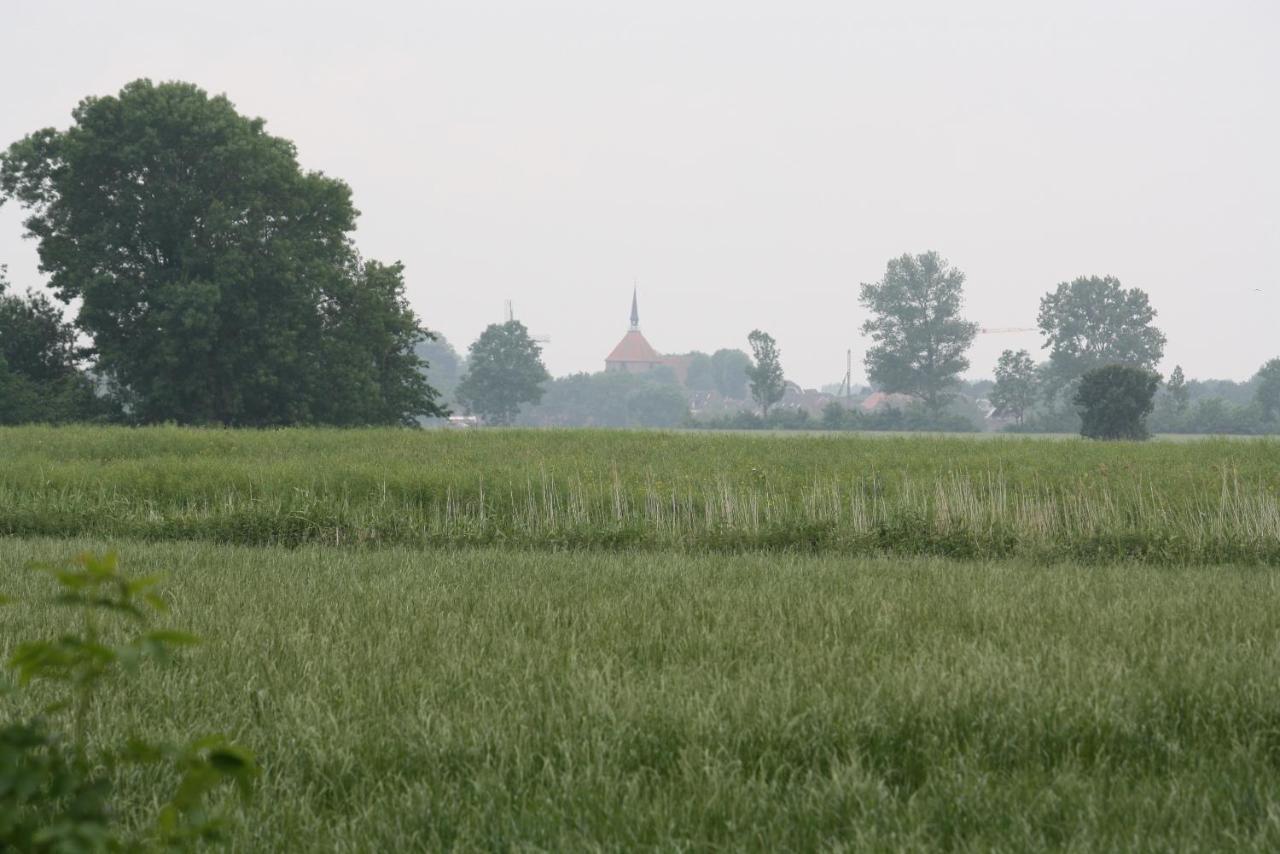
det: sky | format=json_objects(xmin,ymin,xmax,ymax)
[{"xmin": 1, "ymin": 0, "xmax": 1277, "ymax": 388}]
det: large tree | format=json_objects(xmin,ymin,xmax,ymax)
[
  {"xmin": 745, "ymin": 330, "xmax": 785, "ymax": 416},
  {"xmin": 0, "ymin": 79, "xmax": 442, "ymax": 426},
  {"xmin": 860, "ymin": 251, "xmax": 977, "ymax": 415},
  {"xmin": 456, "ymin": 321, "xmax": 550, "ymax": 425},
  {"xmin": 989, "ymin": 349, "xmax": 1037, "ymax": 425},
  {"xmin": 1036, "ymin": 275, "xmax": 1165, "ymax": 403}
]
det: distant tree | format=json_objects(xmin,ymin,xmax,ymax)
[
  {"xmin": 1165, "ymin": 364, "xmax": 1189, "ymax": 415},
  {"xmin": 1184, "ymin": 377, "xmax": 1256, "ymax": 407},
  {"xmin": 646, "ymin": 364, "xmax": 680, "ymax": 386},
  {"xmin": 710, "ymin": 348, "xmax": 752, "ymax": 399},
  {"xmin": 745, "ymin": 330, "xmax": 786, "ymax": 416},
  {"xmin": 625, "ymin": 382, "xmax": 689, "ymax": 428},
  {"xmin": 1177, "ymin": 397, "xmax": 1267, "ymax": 435},
  {"xmin": 522, "ymin": 372, "xmax": 629, "ymax": 427},
  {"xmin": 1074, "ymin": 364, "xmax": 1160, "ymax": 441},
  {"xmin": 821, "ymin": 401, "xmax": 847, "ymax": 430},
  {"xmin": 519, "ymin": 370, "xmax": 689, "ymax": 428},
  {"xmin": 0, "ymin": 268, "xmax": 109, "ymax": 424},
  {"xmin": 1254, "ymin": 358, "xmax": 1280, "ymax": 422},
  {"xmin": 0, "ymin": 79, "xmax": 441, "ymax": 425},
  {"xmin": 1037, "ymin": 276, "xmax": 1165, "ymax": 404},
  {"xmin": 682, "ymin": 352, "xmax": 716, "ymax": 392},
  {"xmin": 415, "ymin": 333, "xmax": 463, "ymax": 412},
  {"xmin": 0, "ymin": 268, "xmax": 80, "ymax": 387},
  {"xmin": 989, "ymin": 349, "xmax": 1037, "ymax": 425},
  {"xmin": 860, "ymin": 251, "xmax": 977, "ymax": 415},
  {"xmin": 456, "ymin": 321, "xmax": 550, "ymax": 425}
]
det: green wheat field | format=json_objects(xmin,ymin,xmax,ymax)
[{"xmin": 4, "ymin": 427, "xmax": 1280, "ymax": 849}]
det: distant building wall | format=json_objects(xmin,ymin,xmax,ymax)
[{"xmin": 605, "ymin": 359, "xmax": 663, "ymax": 374}]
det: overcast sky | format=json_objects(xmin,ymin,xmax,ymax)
[{"xmin": 2, "ymin": 1, "xmax": 1277, "ymax": 387}]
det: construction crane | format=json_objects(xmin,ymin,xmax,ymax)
[
  {"xmin": 978, "ymin": 327, "xmax": 1035, "ymax": 335},
  {"xmin": 503, "ymin": 299, "xmax": 550, "ymax": 344}
]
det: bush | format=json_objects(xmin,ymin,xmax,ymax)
[
  {"xmin": 1, "ymin": 552, "xmax": 257, "ymax": 850},
  {"xmin": 1074, "ymin": 365, "xmax": 1160, "ymax": 440}
]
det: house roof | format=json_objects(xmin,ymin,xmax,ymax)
[
  {"xmin": 860, "ymin": 391, "xmax": 916, "ymax": 412},
  {"xmin": 606, "ymin": 330, "xmax": 663, "ymax": 364}
]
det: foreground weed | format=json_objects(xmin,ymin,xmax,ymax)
[{"xmin": 1, "ymin": 552, "xmax": 257, "ymax": 852}]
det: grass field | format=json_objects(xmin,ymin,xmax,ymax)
[
  {"xmin": 5, "ymin": 539, "xmax": 1280, "ymax": 851},
  {"xmin": 4, "ymin": 427, "xmax": 1280, "ymax": 849},
  {"xmin": 2, "ymin": 426, "xmax": 1279, "ymax": 563}
]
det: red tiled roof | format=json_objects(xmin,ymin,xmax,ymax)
[
  {"xmin": 606, "ymin": 330, "xmax": 663, "ymax": 364},
  {"xmin": 860, "ymin": 391, "xmax": 916, "ymax": 412}
]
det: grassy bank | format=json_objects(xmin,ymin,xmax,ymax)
[
  {"xmin": 4, "ymin": 539, "xmax": 1280, "ymax": 850},
  {"xmin": 2, "ymin": 426, "xmax": 1278, "ymax": 563}
]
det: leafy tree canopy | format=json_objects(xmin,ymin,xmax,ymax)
[
  {"xmin": 0, "ymin": 267, "xmax": 111, "ymax": 424},
  {"xmin": 0, "ymin": 79, "xmax": 442, "ymax": 426},
  {"xmin": 746, "ymin": 330, "xmax": 786, "ymax": 416},
  {"xmin": 522, "ymin": 370, "xmax": 688, "ymax": 429},
  {"xmin": 990, "ymin": 349, "xmax": 1037, "ymax": 424},
  {"xmin": 416, "ymin": 333, "xmax": 463, "ymax": 412},
  {"xmin": 307, "ymin": 260, "xmax": 444, "ymax": 426},
  {"xmin": 456, "ymin": 321, "xmax": 550, "ymax": 425},
  {"xmin": 1165, "ymin": 364, "xmax": 1189, "ymax": 414},
  {"xmin": 1074, "ymin": 364, "xmax": 1160, "ymax": 441},
  {"xmin": 710, "ymin": 349, "xmax": 751, "ymax": 400},
  {"xmin": 0, "ymin": 269, "xmax": 81, "ymax": 386},
  {"xmin": 1254, "ymin": 358, "xmax": 1280, "ymax": 422},
  {"xmin": 523, "ymin": 371, "xmax": 683, "ymax": 427},
  {"xmin": 1037, "ymin": 275, "xmax": 1165, "ymax": 401},
  {"xmin": 860, "ymin": 251, "xmax": 977, "ymax": 415},
  {"xmin": 680, "ymin": 352, "xmax": 715, "ymax": 392}
]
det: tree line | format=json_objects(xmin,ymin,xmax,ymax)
[
  {"xmin": 453, "ymin": 249, "xmax": 1276, "ymax": 437},
  {"xmin": 2, "ymin": 80, "xmax": 1276, "ymax": 436}
]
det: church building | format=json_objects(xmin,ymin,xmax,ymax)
[{"xmin": 604, "ymin": 289, "xmax": 667, "ymax": 374}]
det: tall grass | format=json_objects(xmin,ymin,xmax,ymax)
[
  {"xmin": 2, "ymin": 426, "xmax": 1279, "ymax": 563},
  {"xmin": 4, "ymin": 539, "xmax": 1280, "ymax": 850}
]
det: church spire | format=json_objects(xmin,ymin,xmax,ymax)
[{"xmin": 629, "ymin": 284, "xmax": 640, "ymax": 331}]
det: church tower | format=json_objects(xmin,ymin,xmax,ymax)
[{"xmin": 605, "ymin": 287, "xmax": 663, "ymax": 373}]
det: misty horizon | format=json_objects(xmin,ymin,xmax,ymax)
[{"xmin": 2, "ymin": 1, "xmax": 1276, "ymax": 388}]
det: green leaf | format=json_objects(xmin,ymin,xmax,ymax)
[
  {"xmin": 78, "ymin": 550, "xmax": 119, "ymax": 577},
  {"xmin": 208, "ymin": 747, "xmax": 252, "ymax": 773}
]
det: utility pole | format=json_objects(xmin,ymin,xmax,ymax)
[{"xmin": 846, "ymin": 349, "xmax": 853, "ymax": 400}]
